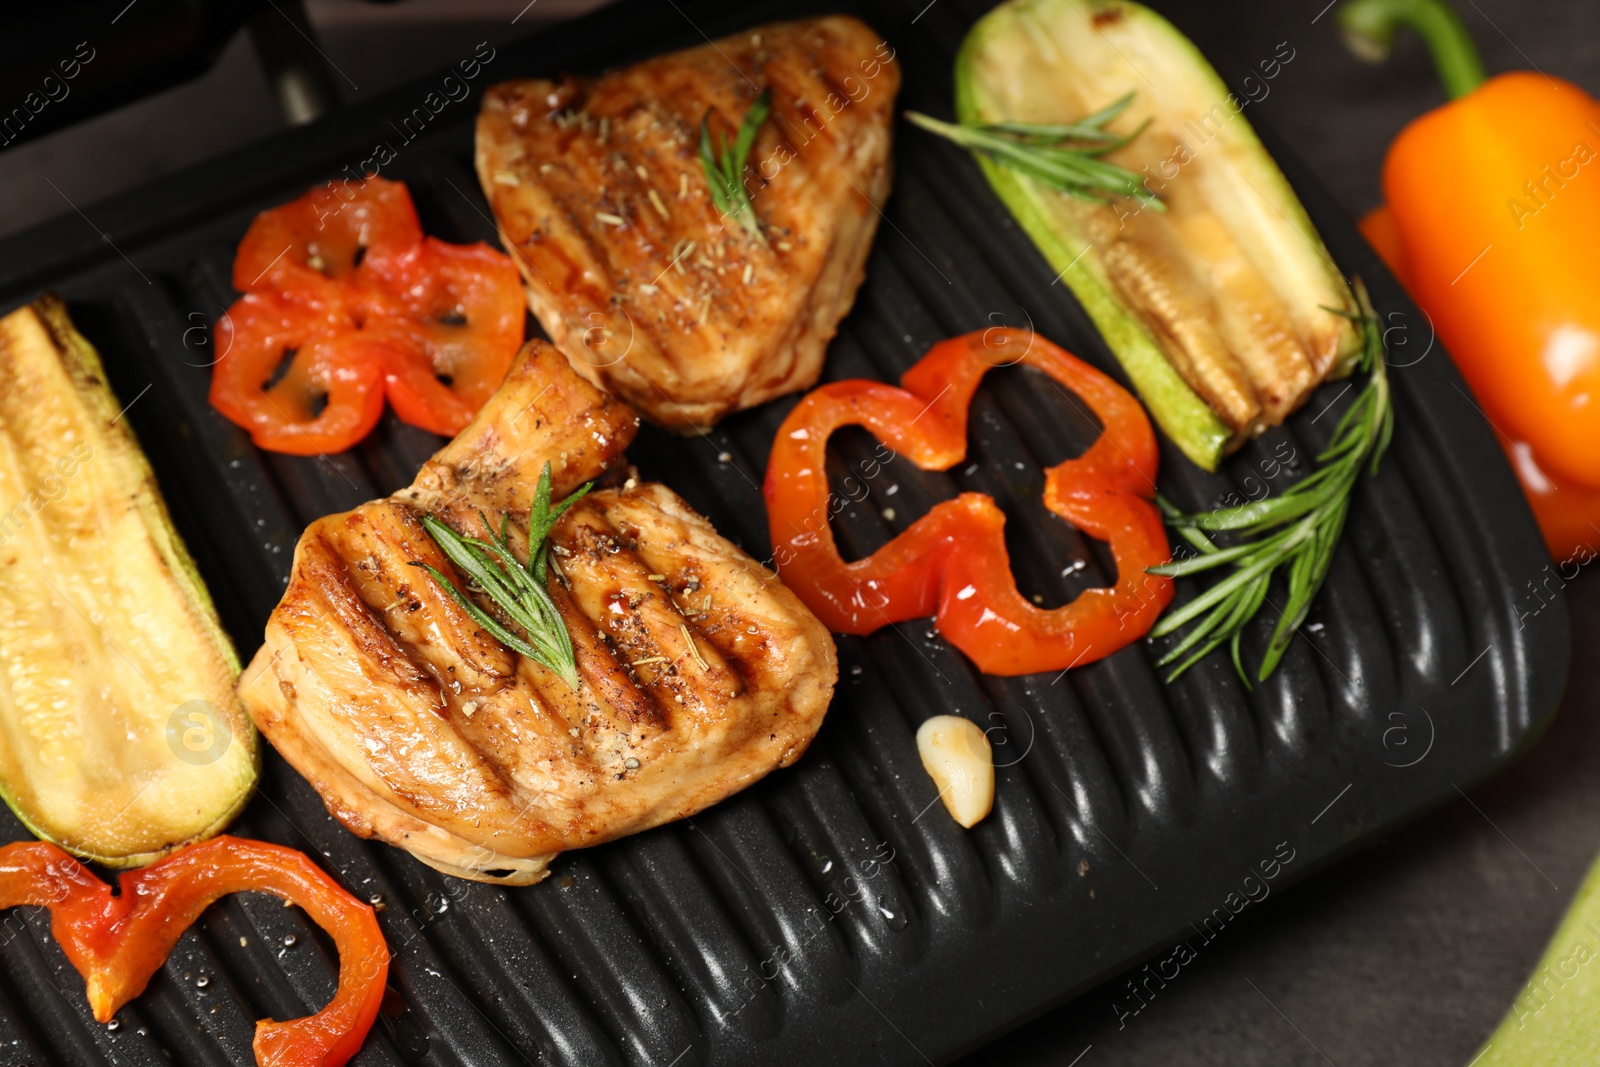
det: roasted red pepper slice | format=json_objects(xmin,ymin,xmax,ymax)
[
  {"xmin": 217, "ymin": 178, "xmax": 523, "ymax": 452},
  {"xmin": 210, "ymin": 292, "xmax": 389, "ymax": 456},
  {"xmin": 364, "ymin": 237, "xmax": 526, "ymax": 436},
  {"xmin": 764, "ymin": 328, "xmax": 1172, "ymax": 676},
  {"xmin": 233, "ymin": 177, "xmax": 423, "ymax": 301},
  {"xmin": 0, "ymin": 835, "xmax": 387, "ymax": 1067}
]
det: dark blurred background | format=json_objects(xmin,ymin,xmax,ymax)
[{"xmin": 2, "ymin": 2, "xmax": 1596, "ymax": 1064}]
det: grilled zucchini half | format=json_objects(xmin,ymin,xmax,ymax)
[
  {"xmin": 0, "ymin": 296, "xmax": 257, "ymax": 867},
  {"xmin": 954, "ymin": 0, "xmax": 1362, "ymax": 470}
]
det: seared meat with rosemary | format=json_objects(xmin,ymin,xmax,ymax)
[
  {"xmin": 475, "ymin": 16, "xmax": 899, "ymax": 430},
  {"xmin": 238, "ymin": 341, "xmax": 837, "ymax": 884}
]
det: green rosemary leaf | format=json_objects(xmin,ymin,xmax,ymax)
[
  {"xmin": 1149, "ymin": 525, "xmax": 1308, "ymax": 637},
  {"xmin": 409, "ymin": 461, "xmax": 588, "ymax": 689},
  {"xmin": 905, "ymin": 96, "xmax": 1165, "ymax": 212},
  {"xmin": 412, "ymin": 561, "xmax": 552, "ymax": 663},
  {"xmin": 1158, "ymin": 569, "xmax": 1253, "ymax": 665},
  {"xmin": 1180, "ymin": 478, "xmax": 1337, "ymax": 533},
  {"xmin": 524, "ymin": 462, "xmax": 591, "ymax": 584},
  {"xmin": 1159, "ymin": 495, "xmax": 1221, "ymax": 559},
  {"xmin": 985, "ymin": 92, "xmax": 1140, "ymax": 142},
  {"xmin": 1146, "ymin": 533, "xmax": 1279, "ymax": 577},
  {"xmin": 731, "ymin": 89, "xmax": 770, "ymax": 173},
  {"xmin": 700, "ymin": 87, "xmax": 771, "ymax": 241},
  {"xmin": 1372, "ymin": 399, "xmax": 1395, "ymax": 473},
  {"xmin": 1073, "ymin": 90, "xmax": 1139, "ymax": 130},
  {"xmin": 425, "ymin": 516, "xmax": 521, "ymax": 608},
  {"xmin": 1160, "ymin": 564, "xmax": 1272, "ymax": 681},
  {"xmin": 987, "ymin": 120, "xmax": 1121, "ymax": 142},
  {"xmin": 1147, "ymin": 280, "xmax": 1392, "ymax": 684}
]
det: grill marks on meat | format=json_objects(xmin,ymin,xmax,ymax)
[
  {"xmin": 239, "ymin": 341, "xmax": 837, "ymax": 884},
  {"xmin": 474, "ymin": 16, "xmax": 899, "ymax": 430}
]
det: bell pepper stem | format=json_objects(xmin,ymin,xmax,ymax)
[{"xmin": 1336, "ymin": 0, "xmax": 1488, "ymax": 99}]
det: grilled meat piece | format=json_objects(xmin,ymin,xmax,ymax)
[
  {"xmin": 238, "ymin": 341, "xmax": 837, "ymax": 884},
  {"xmin": 475, "ymin": 16, "xmax": 899, "ymax": 430}
]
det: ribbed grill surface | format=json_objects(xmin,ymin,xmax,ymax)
[{"xmin": 0, "ymin": 0, "xmax": 1565, "ymax": 1064}]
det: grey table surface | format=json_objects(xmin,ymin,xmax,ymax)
[{"xmin": 1, "ymin": 2, "xmax": 1595, "ymax": 1065}]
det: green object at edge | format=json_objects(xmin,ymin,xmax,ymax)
[{"xmin": 1472, "ymin": 849, "xmax": 1600, "ymax": 1065}]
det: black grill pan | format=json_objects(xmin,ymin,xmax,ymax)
[{"xmin": 0, "ymin": 0, "xmax": 1568, "ymax": 1064}]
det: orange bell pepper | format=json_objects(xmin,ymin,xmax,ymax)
[
  {"xmin": 1343, "ymin": 0, "xmax": 1600, "ymax": 559},
  {"xmin": 764, "ymin": 328, "xmax": 1172, "ymax": 677},
  {"xmin": 0, "ymin": 835, "xmax": 387, "ymax": 1067}
]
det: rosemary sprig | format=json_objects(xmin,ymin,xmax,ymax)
[
  {"xmin": 700, "ymin": 87, "xmax": 771, "ymax": 241},
  {"xmin": 1146, "ymin": 281, "xmax": 1392, "ymax": 684},
  {"xmin": 905, "ymin": 92, "xmax": 1164, "ymax": 211},
  {"xmin": 410, "ymin": 462, "xmax": 591, "ymax": 689}
]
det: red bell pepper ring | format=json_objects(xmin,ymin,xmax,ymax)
[
  {"xmin": 764, "ymin": 328, "xmax": 1172, "ymax": 676},
  {"xmin": 232, "ymin": 175, "xmax": 423, "ymax": 301},
  {"xmin": 0, "ymin": 835, "xmax": 387, "ymax": 1067},
  {"xmin": 363, "ymin": 237, "xmax": 527, "ymax": 437},
  {"xmin": 211, "ymin": 292, "xmax": 390, "ymax": 456}
]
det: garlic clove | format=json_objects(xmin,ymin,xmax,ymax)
[{"xmin": 916, "ymin": 715, "xmax": 994, "ymax": 828}]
